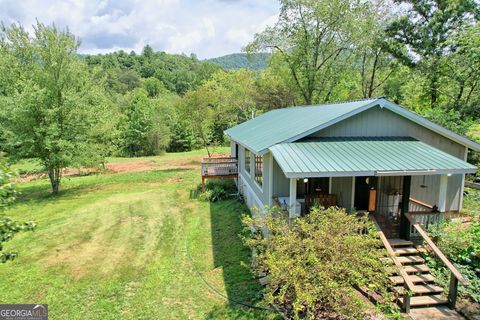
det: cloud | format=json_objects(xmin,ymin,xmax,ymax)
[{"xmin": 0, "ymin": 0, "xmax": 279, "ymax": 58}]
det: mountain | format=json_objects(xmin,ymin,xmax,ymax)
[{"xmin": 205, "ymin": 53, "xmax": 270, "ymax": 70}]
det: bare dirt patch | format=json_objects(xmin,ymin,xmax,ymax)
[
  {"xmin": 16, "ymin": 155, "xmax": 212, "ymax": 182},
  {"xmin": 106, "ymin": 161, "xmax": 158, "ymax": 173}
]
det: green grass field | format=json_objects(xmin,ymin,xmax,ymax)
[{"xmin": 0, "ymin": 150, "xmax": 273, "ymax": 319}]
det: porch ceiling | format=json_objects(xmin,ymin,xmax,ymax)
[{"xmin": 269, "ymin": 137, "xmax": 477, "ymax": 178}]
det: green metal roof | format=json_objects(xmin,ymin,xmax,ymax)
[
  {"xmin": 225, "ymin": 98, "xmax": 480, "ymax": 154},
  {"xmin": 269, "ymin": 137, "xmax": 477, "ymax": 178},
  {"xmin": 225, "ymin": 98, "xmax": 381, "ymax": 154}
]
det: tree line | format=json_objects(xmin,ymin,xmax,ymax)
[{"xmin": 0, "ymin": 0, "xmax": 479, "ymax": 193}]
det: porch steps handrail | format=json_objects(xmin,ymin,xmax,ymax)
[
  {"xmin": 409, "ymin": 197, "xmax": 433, "ymax": 210},
  {"xmin": 369, "ymin": 215, "xmax": 415, "ymax": 311},
  {"xmin": 405, "ymin": 213, "xmax": 468, "ymax": 308}
]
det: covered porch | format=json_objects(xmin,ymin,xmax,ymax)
[{"xmin": 270, "ymin": 137, "xmax": 477, "ymax": 239}]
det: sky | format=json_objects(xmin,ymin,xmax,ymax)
[{"xmin": 0, "ymin": 0, "xmax": 279, "ymax": 59}]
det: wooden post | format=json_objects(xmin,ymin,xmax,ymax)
[
  {"xmin": 438, "ymin": 174, "xmax": 448, "ymax": 212},
  {"xmin": 202, "ymin": 177, "xmax": 206, "ymax": 193},
  {"xmin": 289, "ymin": 178, "xmax": 297, "ymax": 218},
  {"xmin": 403, "ymin": 293, "xmax": 411, "ymax": 313},
  {"xmin": 400, "ymin": 176, "xmax": 411, "ymax": 239},
  {"xmin": 448, "ymin": 273, "xmax": 458, "ymax": 309},
  {"xmin": 368, "ymin": 189, "xmax": 377, "ymax": 212}
]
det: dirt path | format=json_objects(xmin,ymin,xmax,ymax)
[{"xmin": 16, "ymin": 154, "xmax": 225, "ymax": 182}]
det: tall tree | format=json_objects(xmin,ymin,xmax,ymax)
[
  {"xmin": 353, "ymin": 1, "xmax": 398, "ymax": 98},
  {"xmin": 0, "ymin": 22, "xmax": 111, "ymax": 193},
  {"xmin": 384, "ymin": 0, "xmax": 479, "ymax": 108},
  {"xmin": 120, "ymin": 89, "xmax": 170, "ymax": 156},
  {"xmin": 444, "ymin": 24, "xmax": 480, "ymax": 115},
  {"xmin": 246, "ymin": 0, "xmax": 370, "ymax": 105}
]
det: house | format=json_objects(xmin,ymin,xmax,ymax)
[{"xmin": 218, "ymin": 97, "xmax": 480, "ymax": 312}]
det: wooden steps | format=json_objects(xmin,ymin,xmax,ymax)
[
  {"xmin": 394, "ymin": 284, "xmax": 444, "ymax": 295},
  {"xmin": 389, "ymin": 274, "xmax": 435, "ymax": 285},
  {"xmin": 397, "ymin": 256, "xmax": 425, "ymax": 265},
  {"xmin": 385, "ymin": 238, "xmax": 449, "ymax": 312},
  {"xmin": 388, "ymin": 239, "xmax": 413, "ymax": 247},
  {"xmin": 403, "ymin": 264, "xmax": 430, "ymax": 274},
  {"xmin": 407, "ymin": 295, "xmax": 448, "ymax": 307},
  {"xmin": 394, "ymin": 247, "xmax": 420, "ymax": 255}
]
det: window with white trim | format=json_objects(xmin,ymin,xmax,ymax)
[
  {"xmin": 244, "ymin": 149, "xmax": 251, "ymax": 174},
  {"xmin": 255, "ymin": 155, "xmax": 263, "ymax": 187}
]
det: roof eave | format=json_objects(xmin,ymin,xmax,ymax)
[{"xmin": 282, "ymin": 168, "xmax": 477, "ymax": 179}]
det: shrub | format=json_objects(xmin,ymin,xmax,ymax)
[
  {"xmin": 429, "ymin": 220, "xmax": 480, "ymax": 270},
  {"xmin": 242, "ymin": 206, "xmax": 396, "ymax": 319},
  {"xmin": 428, "ymin": 220, "xmax": 480, "ymax": 302},
  {"xmin": 0, "ymin": 159, "xmax": 35, "ymax": 262},
  {"xmin": 199, "ymin": 179, "xmax": 236, "ymax": 202}
]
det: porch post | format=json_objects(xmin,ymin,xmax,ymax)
[
  {"xmin": 400, "ymin": 176, "xmax": 411, "ymax": 239},
  {"xmin": 268, "ymin": 154, "xmax": 274, "ymax": 207},
  {"xmin": 438, "ymin": 174, "xmax": 448, "ymax": 212},
  {"xmin": 289, "ymin": 178, "xmax": 297, "ymax": 218}
]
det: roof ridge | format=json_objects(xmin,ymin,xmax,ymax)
[{"xmin": 282, "ymin": 97, "xmax": 383, "ymax": 110}]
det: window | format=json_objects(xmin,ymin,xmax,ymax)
[
  {"xmin": 255, "ymin": 155, "xmax": 263, "ymax": 187},
  {"xmin": 244, "ymin": 149, "xmax": 251, "ymax": 174}
]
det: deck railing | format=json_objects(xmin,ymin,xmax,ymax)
[
  {"xmin": 200, "ymin": 157, "xmax": 238, "ymax": 192},
  {"xmin": 201, "ymin": 157, "xmax": 238, "ymax": 177},
  {"xmin": 405, "ymin": 213, "xmax": 468, "ymax": 309}
]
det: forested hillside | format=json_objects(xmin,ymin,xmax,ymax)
[
  {"xmin": 0, "ymin": 0, "xmax": 479, "ymax": 195},
  {"xmin": 205, "ymin": 53, "xmax": 270, "ymax": 70}
]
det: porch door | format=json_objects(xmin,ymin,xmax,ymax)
[
  {"xmin": 375, "ymin": 176, "xmax": 403, "ymax": 238},
  {"xmin": 354, "ymin": 176, "xmax": 375, "ymax": 211}
]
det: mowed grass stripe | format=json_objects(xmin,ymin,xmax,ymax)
[{"xmin": 0, "ymin": 159, "xmax": 271, "ymax": 319}]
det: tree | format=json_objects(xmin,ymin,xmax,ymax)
[
  {"xmin": 443, "ymin": 24, "xmax": 480, "ymax": 115},
  {"xmin": 0, "ymin": 22, "xmax": 112, "ymax": 193},
  {"xmin": 246, "ymin": 0, "xmax": 370, "ymax": 105},
  {"xmin": 178, "ymin": 88, "xmax": 216, "ymax": 157},
  {"xmin": 143, "ymin": 77, "xmax": 167, "ymax": 98},
  {"xmin": 0, "ymin": 159, "xmax": 35, "ymax": 262},
  {"xmin": 120, "ymin": 89, "xmax": 170, "ymax": 156},
  {"xmin": 243, "ymin": 206, "xmax": 396, "ymax": 319},
  {"xmin": 384, "ymin": 0, "xmax": 479, "ymax": 108},
  {"xmin": 353, "ymin": 1, "xmax": 398, "ymax": 98}
]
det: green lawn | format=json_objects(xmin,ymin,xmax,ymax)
[{"xmin": 0, "ymin": 151, "xmax": 272, "ymax": 319}]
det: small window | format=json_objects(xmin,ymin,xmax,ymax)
[
  {"xmin": 244, "ymin": 149, "xmax": 251, "ymax": 174},
  {"xmin": 255, "ymin": 155, "xmax": 263, "ymax": 187}
]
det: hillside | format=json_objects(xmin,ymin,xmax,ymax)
[{"xmin": 206, "ymin": 53, "xmax": 270, "ymax": 70}]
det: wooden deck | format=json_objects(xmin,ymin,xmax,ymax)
[{"xmin": 201, "ymin": 157, "xmax": 238, "ymax": 191}]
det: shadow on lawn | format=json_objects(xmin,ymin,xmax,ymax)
[{"xmin": 205, "ymin": 199, "xmax": 272, "ymax": 319}]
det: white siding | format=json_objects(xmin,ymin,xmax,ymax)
[
  {"xmin": 310, "ymin": 106, "xmax": 466, "ymax": 158},
  {"xmin": 272, "ymin": 157, "xmax": 290, "ymax": 198},
  {"xmin": 236, "ymin": 145, "xmax": 274, "ymax": 211}
]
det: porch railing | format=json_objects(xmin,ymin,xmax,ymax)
[
  {"xmin": 408, "ymin": 212, "xmax": 444, "ymax": 238},
  {"xmin": 405, "ymin": 213, "xmax": 468, "ymax": 309},
  {"xmin": 409, "ymin": 197, "xmax": 433, "ymax": 213},
  {"xmin": 408, "ymin": 198, "xmax": 440, "ymax": 238}
]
